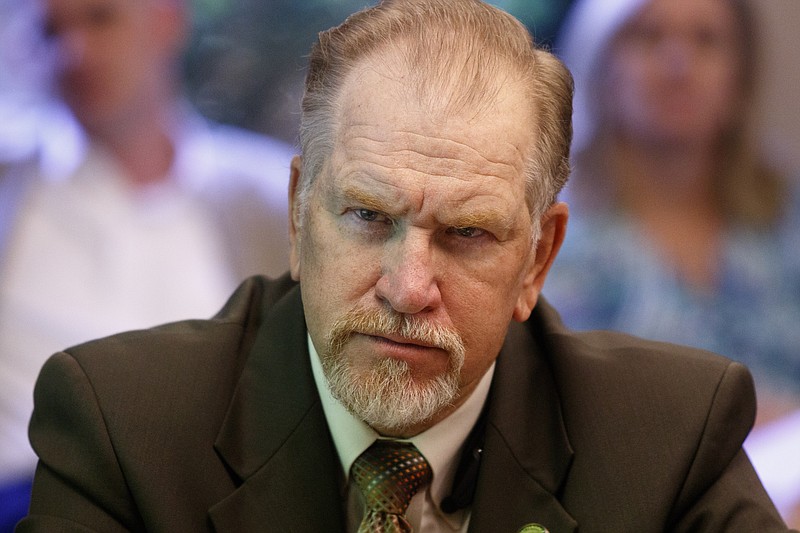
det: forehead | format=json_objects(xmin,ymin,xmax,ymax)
[{"xmin": 332, "ymin": 52, "xmax": 534, "ymax": 186}]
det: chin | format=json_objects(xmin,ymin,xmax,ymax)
[{"xmin": 324, "ymin": 354, "xmax": 460, "ymax": 433}]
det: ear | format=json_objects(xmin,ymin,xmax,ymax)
[
  {"xmin": 288, "ymin": 155, "xmax": 303, "ymax": 281},
  {"xmin": 512, "ymin": 202, "xmax": 569, "ymax": 322}
]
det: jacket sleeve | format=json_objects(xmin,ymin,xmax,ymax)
[
  {"xmin": 669, "ymin": 361, "xmax": 796, "ymax": 532},
  {"xmin": 16, "ymin": 352, "xmax": 141, "ymax": 532}
]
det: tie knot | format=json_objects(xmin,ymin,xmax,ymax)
[{"xmin": 352, "ymin": 440, "xmax": 432, "ymax": 516}]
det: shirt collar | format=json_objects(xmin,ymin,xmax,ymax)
[{"xmin": 308, "ymin": 333, "xmax": 494, "ymax": 524}]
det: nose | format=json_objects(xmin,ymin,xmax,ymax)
[
  {"xmin": 375, "ymin": 230, "xmax": 442, "ymax": 315},
  {"xmin": 657, "ymin": 35, "xmax": 693, "ymax": 78}
]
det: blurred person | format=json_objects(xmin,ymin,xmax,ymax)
[
  {"xmin": 0, "ymin": 0, "xmax": 293, "ymax": 526},
  {"xmin": 16, "ymin": 0, "xmax": 795, "ymax": 531},
  {"xmin": 545, "ymin": 0, "xmax": 800, "ymax": 524}
]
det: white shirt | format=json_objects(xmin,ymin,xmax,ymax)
[
  {"xmin": 0, "ymin": 145, "xmax": 237, "ymax": 482},
  {"xmin": 308, "ymin": 335, "xmax": 495, "ymax": 533}
]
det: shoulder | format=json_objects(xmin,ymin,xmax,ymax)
[
  {"xmin": 175, "ymin": 112, "xmax": 296, "ymax": 215},
  {"xmin": 206, "ymin": 123, "xmax": 295, "ymax": 185},
  {"xmin": 531, "ymin": 299, "xmax": 756, "ymax": 484},
  {"xmin": 26, "ymin": 275, "xmax": 301, "ymax": 528},
  {"xmin": 536, "ymin": 297, "xmax": 753, "ymax": 414},
  {"xmin": 501, "ymin": 303, "xmax": 783, "ymax": 531},
  {"xmin": 183, "ymin": 116, "xmax": 295, "ymax": 187},
  {"xmin": 41, "ymin": 274, "xmax": 299, "ymax": 409}
]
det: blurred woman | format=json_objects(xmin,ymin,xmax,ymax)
[{"xmin": 546, "ymin": 0, "xmax": 800, "ymax": 521}]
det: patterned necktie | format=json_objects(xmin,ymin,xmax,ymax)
[{"xmin": 351, "ymin": 440, "xmax": 433, "ymax": 533}]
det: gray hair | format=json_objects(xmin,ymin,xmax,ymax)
[{"xmin": 296, "ymin": 0, "xmax": 573, "ymax": 228}]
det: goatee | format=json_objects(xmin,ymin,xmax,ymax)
[{"xmin": 321, "ymin": 305, "xmax": 466, "ymax": 433}]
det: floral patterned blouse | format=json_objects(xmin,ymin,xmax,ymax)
[{"xmin": 544, "ymin": 190, "xmax": 800, "ymax": 396}]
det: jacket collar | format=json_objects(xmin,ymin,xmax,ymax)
[
  {"xmin": 209, "ymin": 284, "xmax": 345, "ymax": 532},
  {"xmin": 468, "ymin": 301, "xmax": 577, "ymax": 533}
]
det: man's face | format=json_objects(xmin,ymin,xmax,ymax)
[
  {"xmin": 40, "ymin": 0, "xmax": 177, "ymax": 132},
  {"xmin": 290, "ymin": 55, "xmax": 566, "ymax": 437}
]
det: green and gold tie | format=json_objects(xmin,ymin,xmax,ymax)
[{"xmin": 351, "ymin": 440, "xmax": 433, "ymax": 533}]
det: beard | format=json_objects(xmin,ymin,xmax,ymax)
[{"xmin": 320, "ymin": 305, "xmax": 466, "ymax": 433}]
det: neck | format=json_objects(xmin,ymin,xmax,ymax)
[
  {"xmin": 611, "ymin": 135, "xmax": 718, "ymax": 208},
  {"xmin": 609, "ymin": 135, "xmax": 724, "ymax": 290}
]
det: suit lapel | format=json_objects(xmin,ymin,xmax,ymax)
[
  {"xmin": 206, "ymin": 283, "xmax": 575, "ymax": 532},
  {"xmin": 468, "ymin": 309, "xmax": 577, "ymax": 533},
  {"xmin": 209, "ymin": 285, "xmax": 345, "ymax": 532}
]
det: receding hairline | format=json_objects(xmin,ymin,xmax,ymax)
[
  {"xmin": 333, "ymin": 40, "xmax": 533, "ymax": 121},
  {"xmin": 297, "ymin": 0, "xmax": 574, "ymax": 225},
  {"xmin": 323, "ymin": 38, "xmax": 540, "ymax": 191}
]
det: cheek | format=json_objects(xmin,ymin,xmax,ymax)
[
  {"xmin": 300, "ymin": 213, "xmax": 380, "ymax": 308},
  {"xmin": 442, "ymin": 271, "xmax": 521, "ymax": 354},
  {"xmin": 702, "ymin": 66, "xmax": 741, "ymax": 123},
  {"xmin": 456, "ymin": 311, "xmax": 511, "ymax": 386},
  {"xmin": 305, "ymin": 218, "xmax": 366, "ymax": 277},
  {"xmin": 599, "ymin": 58, "xmax": 652, "ymax": 126}
]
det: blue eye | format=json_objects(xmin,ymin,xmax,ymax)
[
  {"xmin": 352, "ymin": 208, "xmax": 393, "ymax": 226},
  {"xmin": 356, "ymin": 209, "xmax": 380, "ymax": 222},
  {"xmin": 448, "ymin": 226, "xmax": 486, "ymax": 238}
]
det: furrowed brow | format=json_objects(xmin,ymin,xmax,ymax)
[
  {"xmin": 341, "ymin": 185, "xmax": 394, "ymax": 213},
  {"xmin": 450, "ymin": 210, "xmax": 513, "ymax": 233}
]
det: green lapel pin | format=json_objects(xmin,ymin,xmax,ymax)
[{"xmin": 517, "ymin": 524, "xmax": 549, "ymax": 533}]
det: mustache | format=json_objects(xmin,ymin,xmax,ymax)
[{"xmin": 326, "ymin": 306, "xmax": 465, "ymax": 362}]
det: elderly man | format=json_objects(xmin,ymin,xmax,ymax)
[{"xmin": 17, "ymin": 0, "xmax": 793, "ymax": 531}]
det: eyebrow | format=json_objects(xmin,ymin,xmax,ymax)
[
  {"xmin": 340, "ymin": 185, "xmax": 395, "ymax": 213},
  {"xmin": 450, "ymin": 210, "xmax": 513, "ymax": 233}
]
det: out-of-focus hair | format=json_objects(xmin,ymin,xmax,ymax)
[
  {"xmin": 296, "ymin": 0, "xmax": 573, "ymax": 229},
  {"xmin": 558, "ymin": 0, "xmax": 785, "ymax": 227}
]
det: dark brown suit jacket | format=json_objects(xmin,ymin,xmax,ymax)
[{"xmin": 18, "ymin": 275, "xmax": 792, "ymax": 532}]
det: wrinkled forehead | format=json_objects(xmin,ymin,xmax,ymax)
[{"xmin": 332, "ymin": 48, "xmax": 535, "ymax": 175}]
